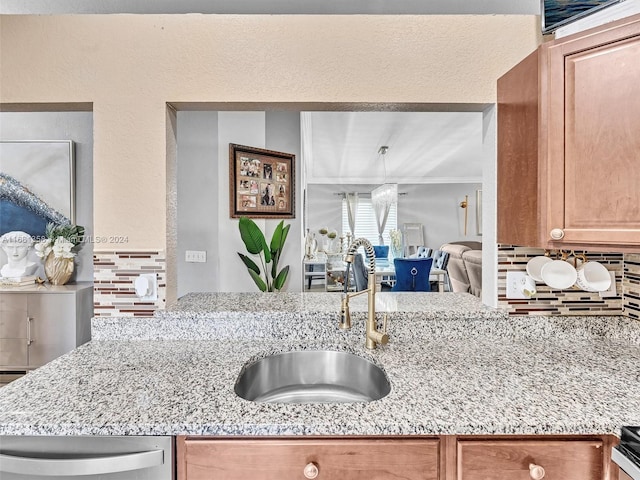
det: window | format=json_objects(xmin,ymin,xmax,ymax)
[{"xmin": 341, "ymin": 197, "xmax": 397, "ymax": 246}]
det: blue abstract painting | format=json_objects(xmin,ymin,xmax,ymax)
[
  {"xmin": 542, "ymin": 0, "xmax": 622, "ymax": 33},
  {"xmin": 0, "ymin": 141, "xmax": 74, "ymax": 238}
]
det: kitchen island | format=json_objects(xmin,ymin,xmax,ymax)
[{"xmin": 0, "ymin": 292, "xmax": 639, "ymax": 478}]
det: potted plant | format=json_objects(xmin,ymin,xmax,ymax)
[
  {"xmin": 34, "ymin": 222, "xmax": 85, "ymax": 285},
  {"xmin": 237, "ymin": 217, "xmax": 290, "ymax": 292}
]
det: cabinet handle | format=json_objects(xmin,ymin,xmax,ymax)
[
  {"xmin": 303, "ymin": 462, "xmax": 319, "ymax": 479},
  {"xmin": 26, "ymin": 317, "xmax": 33, "ymax": 346},
  {"xmin": 0, "ymin": 449, "xmax": 163, "ymax": 475},
  {"xmin": 549, "ymin": 228, "xmax": 565, "ymax": 240},
  {"xmin": 529, "ymin": 463, "xmax": 546, "ymax": 479}
]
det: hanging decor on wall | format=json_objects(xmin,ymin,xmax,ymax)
[
  {"xmin": 460, "ymin": 194, "xmax": 469, "ymax": 236},
  {"xmin": 0, "ymin": 140, "xmax": 75, "ymax": 238},
  {"xmin": 229, "ymin": 143, "xmax": 295, "ymax": 219}
]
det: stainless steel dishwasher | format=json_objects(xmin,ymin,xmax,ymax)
[
  {"xmin": 0, "ymin": 435, "xmax": 173, "ymax": 479},
  {"xmin": 613, "ymin": 426, "xmax": 640, "ymax": 480}
]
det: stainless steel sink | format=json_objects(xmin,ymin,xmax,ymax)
[{"xmin": 234, "ymin": 350, "xmax": 391, "ymax": 403}]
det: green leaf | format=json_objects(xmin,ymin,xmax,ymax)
[
  {"xmin": 248, "ymin": 269, "xmax": 267, "ymax": 291},
  {"xmin": 270, "ymin": 221, "xmax": 290, "ymax": 253},
  {"xmin": 270, "ymin": 221, "xmax": 284, "ymax": 252},
  {"xmin": 237, "ymin": 253, "xmax": 260, "ymax": 275},
  {"xmin": 238, "ymin": 217, "xmax": 265, "ymax": 255},
  {"xmin": 269, "ymin": 221, "xmax": 289, "ymax": 273},
  {"xmin": 262, "ymin": 235, "xmax": 272, "ymax": 264},
  {"xmin": 274, "ymin": 265, "xmax": 290, "ymax": 291},
  {"xmin": 280, "ymin": 223, "xmax": 290, "ymax": 248}
]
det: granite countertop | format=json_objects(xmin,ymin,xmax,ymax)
[
  {"xmin": 93, "ymin": 292, "xmax": 508, "ymax": 340},
  {"xmin": 0, "ymin": 292, "xmax": 639, "ymax": 437}
]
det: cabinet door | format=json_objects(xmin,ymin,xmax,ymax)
[
  {"xmin": 546, "ymin": 21, "xmax": 640, "ymax": 248},
  {"xmin": 620, "ymin": 469, "xmax": 633, "ymax": 480},
  {"xmin": 0, "ymin": 294, "xmax": 29, "ymax": 367},
  {"xmin": 457, "ymin": 439, "xmax": 603, "ymax": 480},
  {"xmin": 180, "ymin": 438, "xmax": 439, "ymax": 480},
  {"xmin": 27, "ymin": 293, "xmax": 76, "ymax": 367}
]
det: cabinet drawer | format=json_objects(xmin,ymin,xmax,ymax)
[
  {"xmin": 181, "ymin": 438, "xmax": 439, "ymax": 480},
  {"xmin": 458, "ymin": 439, "xmax": 603, "ymax": 480}
]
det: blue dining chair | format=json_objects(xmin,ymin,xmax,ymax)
[
  {"xmin": 391, "ymin": 257, "xmax": 433, "ymax": 292},
  {"xmin": 373, "ymin": 245, "xmax": 389, "ymax": 260}
]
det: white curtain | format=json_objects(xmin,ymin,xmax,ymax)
[
  {"xmin": 371, "ymin": 183, "xmax": 397, "ymax": 245},
  {"xmin": 345, "ymin": 193, "xmax": 358, "ymax": 236},
  {"xmin": 373, "ymin": 201, "xmax": 390, "ymax": 245}
]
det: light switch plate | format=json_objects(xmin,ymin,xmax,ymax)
[
  {"xmin": 506, "ymin": 271, "xmax": 529, "ymax": 299},
  {"xmin": 599, "ymin": 271, "xmax": 617, "ymax": 298},
  {"xmin": 185, "ymin": 250, "xmax": 207, "ymax": 263}
]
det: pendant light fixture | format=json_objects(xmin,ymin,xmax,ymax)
[{"xmin": 371, "ymin": 145, "xmax": 398, "ymax": 209}]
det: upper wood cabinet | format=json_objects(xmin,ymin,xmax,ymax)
[
  {"xmin": 497, "ymin": 14, "xmax": 640, "ymax": 251},
  {"xmin": 620, "ymin": 469, "xmax": 634, "ymax": 480}
]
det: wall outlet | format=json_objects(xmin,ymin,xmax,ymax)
[
  {"xmin": 134, "ymin": 273, "xmax": 157, "ymax": 301},
  {"xmin": 185, "ymin": 250, "xmax": 207, "ymax": 263},
  {"xmin": 506, "ymin": 271, "xmax": 529, "ymax": 299},
  {"xmin": 599, "ymin": 271, "xmax": 617, "ymax": 298}
]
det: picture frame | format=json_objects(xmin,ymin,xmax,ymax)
[
  {"xmin": 0, "ymin": 140, "xmax": 75, "ymax": 237},
  {"xmin": 229, "ymin": 143, "xmax": 295, "ymax": 219}
]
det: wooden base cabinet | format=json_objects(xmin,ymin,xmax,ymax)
[
  {"xmin": 177, "ymin": 437, "xmax": 440, "ymax": 480},
  {"xmin": 457, "ymin": 439, "xmax": 604, "ymax": 480},
  {"xmin": 497, "ymin": 13, "xmax": 640, "ymax": 251},
  {"xmin": 178, "ymin": 435, "xmax": 619, "ymax": 480}
]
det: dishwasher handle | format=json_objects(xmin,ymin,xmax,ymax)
[{"xmin": 0, "ymin": 448, "xmax": 164, "ymax": 476}]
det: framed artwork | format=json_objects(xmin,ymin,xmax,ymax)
[
  {"xmin": 229, "ymin": 143, "xmax": 295, "ymax": 219},
  {"xmin": 0, "ymin": 140, "xmax": 75, "ymax": 237}
]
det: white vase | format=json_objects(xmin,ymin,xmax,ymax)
[{"xmin": 390, "ymin": 244, "xmax": 403, "ymax": 259}]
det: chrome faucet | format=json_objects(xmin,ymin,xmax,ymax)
[{"xmin": 340, "ymin": 238, "xmax": 389, "ymax": 350}]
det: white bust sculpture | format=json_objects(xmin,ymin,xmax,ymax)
[{"xmin": 0, "ymin": 231, "xmax": 38, "ymax": 279}]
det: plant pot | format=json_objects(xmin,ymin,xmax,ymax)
[{"xmin": 44, "ymin": 253, "xmax": 74, "ymax": 285}]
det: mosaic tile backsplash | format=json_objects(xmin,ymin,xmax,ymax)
[
  {"xmin": 624, "ymin": 253, "xmax": 640, "ymax": 320},
  {"xmin": 91, "ymin": 246, "xmax": 638, "ymax": 319},
  {"xmin": 498, "ymin": 245, "xmax": 625, "ymax": 316},
  {"xmin": 93, "ymin": 250, "xmax": 166, "ymax": 316}
]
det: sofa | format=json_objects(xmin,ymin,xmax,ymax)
[{"xmin": 440, "ymin": 241, "xmax": 482, "ymax": 297}]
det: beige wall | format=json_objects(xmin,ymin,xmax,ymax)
[{"xmin": 0, "ymin": 14, "xmax": 541, "ymax": 249}]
